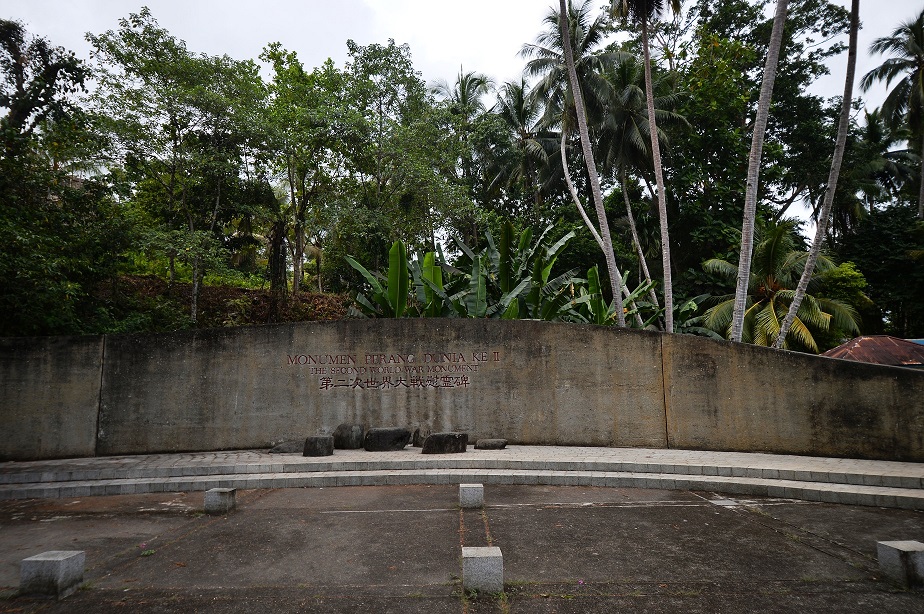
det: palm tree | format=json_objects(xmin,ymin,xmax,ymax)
[
  {"xmin": 598, "ymin": 55, "xmax": 687, "ymax": 315},
  {"xmin": 557, "ymin": 0, "xmax": 626, "ymax": 326},
  {"xmin": 702, "ymin": 220, "xmax": 860, "ymax": 353},
  {"xmin": 524, "ymin": 1, "xmax": 621, "ymax": 130},
  {"xmin": 432, "ymin": 69, "xmax": 494, "ymax": 121},
  {"xmin": 730, "ymin": 0, "xmax": 789, "ymax": 343},
  {"xmin": 490, "ymin": 79, "xmax": 553, "ymax": 220},
  {"xmin": 521, "ymin": 1, "xmax": 627, "ymax": 324},
  {"xmin": 611, "ymin": 0, "xmax": 681, "ymax": 333},
  {"xmin": 432, "ymin": 69, "xmax": 494, "ymax": 182},
  {"xmin": 861, "ymin": 8, "xmax": 924, "ymax": 219},
  {"xmin": 774, "ymin": 0, "xmax": 859, "ymax": 350},
  {"xmin": 853, "ymin": 108, "xmax": 916, "ymax": 212}
]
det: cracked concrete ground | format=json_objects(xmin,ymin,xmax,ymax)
[{"xmin": 2, "ymin": 484, "xmax": 923, "ymax": 613}]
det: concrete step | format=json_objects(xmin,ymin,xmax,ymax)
[
  {"xmin": 2, "ymin": 468, "xmax": 923, "ymax": 510},
  {"xmin": 2, "ymin": 456, "xmax": 921, "ymax": 490}
]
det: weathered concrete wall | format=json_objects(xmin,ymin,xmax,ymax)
[
  {"xmin": 96, "ymin": 320, "xmax": 667, "ymax": 455},
  {"xmin": 663, "ymin": 334, "xmax": 924, "ymax": 461},
  {"xmin": 0, "ymin": 336, "xmax": 103, "ymax": 460},
  {"xmin": 3, "ymin": 321, "xmax": 923, "ymax": 461}
]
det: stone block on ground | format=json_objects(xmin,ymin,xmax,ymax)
[
  {"xmin": 333, "ymin": 424, "xmax": 364, "ymax": 449},
  {"xmin": 877, "ymin": 540, "xmax": 924, "ymax": 588},
  {"xmin": 20, "ymin": 550, "xmax": 85, "ymax": 599},
  {"xmin": 204, "ymin": 488, "xmax": 236, "ymax": 514},
  {"xmin": 475, "ymin": 438, "xmax": 507, "ymax": 450},
  {"xmin": 363, "ymin": 427, "xmax": 411, "ymax": 452},
  {"xmin": 303, "ymin": 435, "xmax": 334, "ymax": 457},
  {"xmin": 460, "ymin": 483, "xmax": 484, "ymax": 508},
  {"xmin": 412, "ymin": 427, "xmax": 431, "ymax": 447},
  {"xmin": 268, "ymin": 440, "xmax": 304, "ymax": 454},
  {"xmin": 462, "ymin": 546, "xmax": 503, "ymax": 594},
  {"xmin": 422, "ymin": 432, "xmax": 468, "ymax": 454}
]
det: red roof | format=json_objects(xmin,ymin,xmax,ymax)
[{"xmin": 822, "ymin": 336, "xmax": 924, "ymax": 368}]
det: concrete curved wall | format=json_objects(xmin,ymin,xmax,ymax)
[{"xmin": 2, "ymin": 320, "xmax": 922, "ymax": 461}]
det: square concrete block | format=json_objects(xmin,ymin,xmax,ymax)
[
  {"xmin": 460, "ymin": 483, "xmax": 484, "ymax": 508},
  {"xmin": 878, "ymin": 540, "xmax": 924, "ymax": 588},
  {"xmin": 20, "ymin": 550, "xmax": 85, "ymax": 599},
  {"xmin": 462, "ymin": 546, "xmax": 503, "ymax": 593},
  {"xmin": 204, "ymin": 487, "xmax": 236, "ymax": 514}
]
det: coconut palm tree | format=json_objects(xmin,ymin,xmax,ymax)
[
  {"xmin": 432, "ymin": 69, "xmax": 494, "ymax": 121},
  {"xmin": 853, "ymin": 108, "xmax": 916, "ymax": 212},
  {"xmin": 702, "ymin": 220, "xmax": 860, "ymax": 353},
  {"xmin": 524, "ymin": 0, "xmax": 622, "ymax": 130},
  {"xmin": 861, "ymin": 8, "xmax": 924, "ymax": 219},
  {"xmin": 611, "ymin": 0, "xmax": 681, "ymax": 332},
  {"xmin": 774, "ymin": 0, "xmax": 859, "ymax": 350},
  {"xmin": 730, "ymin": 0, "xmax": 789, "ymax": 343},
  {"xmin": 489, "ymin": 79, "xmax": 554, "ymax": 220},
  {"xmin": 432, "ymin": 69, "xmax": 494, "ymax": 182},
  {"xmin": 556, "ymin": 0, "xmax": 626, "ymax": 326},
  {"xmin": 598, "ymin": 55, "xmax": 687, "ymax": 315},
  {"xmin": 521, "ymin": 1, "xmax": 627, "ymax": 324}
]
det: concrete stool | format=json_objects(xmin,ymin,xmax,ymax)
[
  {"xmin": 877, "ymin": 540, "xmax": 924, "ymax": 588},
  {"xmin": 462, "ymin": 546, "xmax": 503, "ymax": 593},
  {"xmin": 460, "ymin": 483, "xmax": 484, "ymax": 508},
  {"xmin": 204, "ymin": 488, "xmax": 236, "ymax": 514},
  {"xmin": 20, "ymin": 550, "xmax": 85, "ymax": 599}
]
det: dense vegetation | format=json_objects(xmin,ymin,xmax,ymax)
[{"xmin": 1, "ymin": 1, "xmax": 922, "ymax": 350}]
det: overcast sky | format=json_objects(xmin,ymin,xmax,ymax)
[{"xmin": 4, "ymin": 0, "xmax": 922, "ymax": 111}]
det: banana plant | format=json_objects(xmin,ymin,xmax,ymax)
[
  {"xmin": 575, "ymin": 265, "xmax": 660, "ymax": 327},
  {"xmin": 410, "ymin": 250, "xmax": 446, "ymax": 317},
  {"xmin": 345, "ymin": 240, "xmax": 410, "ymax": 317}
]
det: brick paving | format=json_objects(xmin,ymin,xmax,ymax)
[{"xmin": 2, "ymin": 446, "xmax": 923, "ymax": 509}]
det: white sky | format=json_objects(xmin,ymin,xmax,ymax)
[{"xmin": 4, "ymin": 0, "xmax": 920, "ymax": 110}]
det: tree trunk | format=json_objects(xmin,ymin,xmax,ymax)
[
  {"xmin": 561, "ymin": 133, "xmax": 605, "ymax": 249},
  {"xmin": 640, "ymin": 16, "xmax": 673, "ymax": 333},
  {"xmin": 563, "ymin": 135, "xmax": 642, "ymax": 326},
  {"xmin": 731, "ymin": 0, "xmax": 789, "ymax": 343},
  {"xmin": 620, "ymin": 170, "xmax": 661, "ymax": 312},
  {"xmin": 288, "ymin": 159, "xmax": 302, "ymax": 295},
  {"xmin": 191, "ymin": 254, "xmax": 199, "ymax": 323},
  {"xmin": 559, "ymin": 0, "xmax": 626, "ymax": 327},
  {"xmin": 267, "ymin": 219, "xmax": 288, "ymax": 323},
  {"xmin": 774, "ymin": 0, "xmax": 858, "ymax": 350},
  {"xmin": 293, "ymin": 220, "xmax": 304, "ymax": 294},
  {"xmin": 919, "ymin": 134, "xmax": 924, "ymax": 220}
]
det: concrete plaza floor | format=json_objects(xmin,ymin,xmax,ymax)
[{"xmin": 2, "ymin": 478, "xmax": 924, "ymax": 612}]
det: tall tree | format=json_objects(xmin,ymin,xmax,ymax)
[
  {"xmin": 703, "ymin": 220, "xmax": 859, "ymax": 352},
  {"xmin": 853, "ymin": 108, "xmax": 915, "ymax": 212},
  {"xmin": 88, "ymin": 8, "xmax": 266, "ymax": 322},
  {"xmin": 559, "ymin": 0, "xmax": 626, "ymax": 326},
  {"xmin": 0, "ymin": 19, "xmax": 87, "ymax": 155},
  {"xmin": 0, "ymin": 20, "xmax": 130, "ymax": 335},
  {"xmin": 860, "ymin": 8, "xmax": 924, "ymax": 220},
  {"xmin": 730, "ymin": 0, "xmax": 789, "ymax": 342},
  {"xmin": 598, "ymin": 54, "xmax": 686, "ymax": 314},
  {"xmin": 261, "ymin": 45, "xmax": 346, "ymax": 294},
  {"xmin": 774, "ymin": 0, "xmax": 859, "ymax": 349},
  {"xmin": 612, "ymin": 0, "xmax": 681, "ymax": 332},
  {"xmin": 489, "ymin": 78, "xmax": 552, "ymax": 221}
]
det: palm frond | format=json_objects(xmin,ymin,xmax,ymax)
[{"xmin": 703, "ymin": 258, "xmax": 737, "ymax": 280}]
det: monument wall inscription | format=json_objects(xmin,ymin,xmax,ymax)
[{"xmin": 286, "ymin": 350, "xmax": 502, "ymax": 391}]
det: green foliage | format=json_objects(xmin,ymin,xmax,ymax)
[
  {"xmin": 346, "ymin": 239, "xmax": 411, "ymax": 318},
  {"xmin": 702, "ymin": 220, "xmax": 861, "ymax": 352},
  {"xmin": 345, "ymin": 222, "xmax": 587, "ymax": 321},
  {"xmin": 838, "ymin": 206, "xmax": 924, "ymax": 337},
  {"xmin": 3, "ymin": 3, "xmax": 921, "ymax": 340}
]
